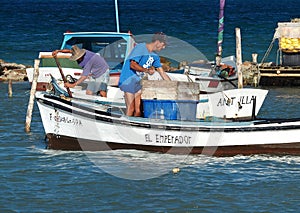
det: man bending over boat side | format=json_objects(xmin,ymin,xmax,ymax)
[
  {"xmin": 52, "ymin": 45, "xmax": 110, "ymax": 97},
  {"xmin": 118, "ymin": 32, "xmax": 171, "ymax": 117}
]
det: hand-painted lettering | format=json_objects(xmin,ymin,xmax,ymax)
[
  {"xmin": 49, "ymin": 113, "xmax": 82, "ymax": 126},
  {"xmin": 145, "ymin": 134, "xmax": 152, "ymax": 143},
  {"xmin": 239, "ymin": 95, "xmax": 256, "ymax": 104},
  {"xmin": 146, "ymin": 134, "xmax": 192, "ymax": 144},
  {"xmin": 217, "ymin": 96, "xmax": 256, "ymax": 106}
]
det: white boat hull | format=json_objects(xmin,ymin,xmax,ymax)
[
  {"xmin": 26, "ymin": 55, "xmax": 237, "ymax": 93},
  {"xmin": 36, "ymin": 93, "xmax": 300, "ymax": 156},
  {"xmin": 68, "ymin": 86, "xmax": 268, "ymax": 120},
  {"xmin": 197, "ymin": 88, "xmax": 268, "ymax": 119},
  {"xmin": 166, "ymin": 72, "xmax": 237, "ymax": 93},
  {"xmin": 26, "ymin": 67, "xmax": 120, "ymax": 91}
]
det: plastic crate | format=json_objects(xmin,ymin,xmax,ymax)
[
  {"xmin": 143, "ymin": 99, "xmax": 198, "ymax": 121},
  {"xmin": 282, "ymin": 52, "xmax": 300, "ymax": 66}
]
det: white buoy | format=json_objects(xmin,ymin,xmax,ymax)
[{"xmin": 172, "ymin": 167, "xmax": 180, "ymax": 174}]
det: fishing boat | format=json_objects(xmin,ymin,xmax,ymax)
[
  {"xmin": 26, "ymin": 31, "xmax": 136, "ymax": 91},
  {"xmin": 49, "ymin": 75, "xmax": 268, "ymax": 120},
  {"xmin": 26, "ymin": 0, "xmax": 239, "ymax": 95},
  {"xmin": 35, "ymin": 91, "xmax": 300, "ymax": 156},
  {"xmin": 148, "ymin": 55, "xmax": 238, "ymax": 93},
  {"xmin": 36, "ymin": 0, "xmax": 264, "ymax": 121},
  {"xmin": 26, "ymin": 31, "xmax": 238, "ymax": 93},
  {"xmin": 25, "ymin": 4, "xmax": 238, "ymax": 94},
  {"xmin": 26, "ymin": 0, "xmax": 241, "ymax": 96},
  {"xmin": 33, "ymin": 0, "xmax": 297, "ymax": 156}
]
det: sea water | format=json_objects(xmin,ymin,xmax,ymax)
[{"xmin": 1, "ymin": 0, "xmax": 300, "ymax": 212}]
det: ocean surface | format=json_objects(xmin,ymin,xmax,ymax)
[{"xmin": 1, "ymin": 0, "xmax": 300, "ymax": 212}]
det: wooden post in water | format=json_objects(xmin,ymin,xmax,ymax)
[
  {"xmin": 235, "ymin": 27, "xmax": 243, "ymax": 89},
  {"xmin": 252, "ymin": 53, "xmax": 259, "ymax": 87},
  {"xmin": 8, "ymin": 78, "xmax": 13, "ymax": 97},
  {"xmin": 252, "ymin": 53, "xmax": 258, "ymax": 63},
  {"xmin": 25, "ymin": 59, "xmax": 40, "ymax": 133}
]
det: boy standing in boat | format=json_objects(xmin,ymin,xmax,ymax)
[
  {"xmin": 119, "ymin": 32, "xmax": 171, "ymax": 117},
  {"xmin": 52, "ymin": 45, "xmax": 110, "ymax": 97}
]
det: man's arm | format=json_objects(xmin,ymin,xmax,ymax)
[
  {"xmin": 130, "ymin": 60, "xmax": 155, "ymax": 75},
  {"xmin": 64, "ymin": 75, "xmax": 88, "ymax": 88},
  {"xmin": 156, "ymin": 67, "xmax": 171, "ymax": 81}
]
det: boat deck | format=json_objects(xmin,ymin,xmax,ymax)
[{"xmin": 259, "ymin": 65, "xmax": 300, "ymax": 86}]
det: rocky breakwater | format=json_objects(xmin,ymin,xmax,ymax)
[
  {"xmin": 241, "ymin": 61, "xmax": 260, "ymax": 87},
  {"xmin": 0, "ymin": 59, "xmax": 30, "ymax": 82}
]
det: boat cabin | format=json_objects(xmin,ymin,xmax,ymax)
[{"xmin": 60, "ymin": 32, "xmax": 136, "ymax": 72}]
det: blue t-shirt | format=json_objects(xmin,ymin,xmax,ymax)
[
  {"xmin": 118, "ymin": 43, "xmax": 162, "ymax": 93},
  {"xmin": 78, "ymin": 50, "xmax": 109, "ymax": 78}
]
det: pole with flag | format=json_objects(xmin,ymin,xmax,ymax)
[{"xmin": 216, "ymin": 0, "xmax": 225, "ymax": 66}]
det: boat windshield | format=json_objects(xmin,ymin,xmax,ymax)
[{"xmin": 63, "ymin": 36, "xmax": 129, "ymax": 70}]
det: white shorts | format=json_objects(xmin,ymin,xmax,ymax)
[{"xmin": 87, "ymin": 69, "xmax": 110, "ymax": 93}]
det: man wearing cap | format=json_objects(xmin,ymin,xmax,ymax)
[
  {"xmin": 52, "ymin": 45, "xmax": 110, "ymax": 97},
  {"xmin": 118, "ymin": 32, "xmax": 171, "ymax": 117}
]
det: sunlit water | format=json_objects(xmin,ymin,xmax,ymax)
[{"xmin": 1, "ymin": 0, "xmax": 300, "ymax": 211}]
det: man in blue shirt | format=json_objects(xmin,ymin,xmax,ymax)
[
  {"xmin": 52, "ymin": 45, "xmax": 110, "ymax": 97},
  {"xmin": 119, "ymin": 32, "xmax": 171, "ymax": 117}
]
